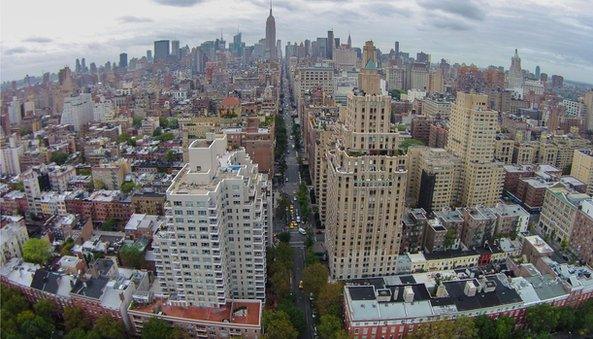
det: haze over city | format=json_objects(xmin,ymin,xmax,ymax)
[{"xmin": 1, "ymin": 0, "xmax": 592, "ymax": 83}]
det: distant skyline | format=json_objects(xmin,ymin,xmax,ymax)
[{"xmin": 1, "ymin": 0, "xmax": 592, "ymax": 83}]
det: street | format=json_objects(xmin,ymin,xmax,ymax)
[{"xmin": 276, "ymin": 63, "xmax": 316, "ymax": 339}]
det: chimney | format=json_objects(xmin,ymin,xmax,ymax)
[
  {"xmin": 403, "ymin": 286, "xmax": 414, "ymax": 303},
  {"xmin": 464, "ymin": 280, "xmax": 477, "ymax": 297},
  {"xmin": 436, "ymin": 284, "xmax": 448, "ymax": 298}
]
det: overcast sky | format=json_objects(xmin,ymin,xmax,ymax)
[{"xmin": 1, "ymin": 0, "xmax": 592, "ymax": 83}]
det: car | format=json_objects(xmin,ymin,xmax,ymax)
[
  {"xmin": 285, "ymin": 177, "xmax": 288, "ymax": 182},
  {"xmin": 309, "ymin": 292, "xmax": 314, "ymax": 301},
  {"xmin": 293, "ymin": 196, "xmax": 297, "ymax": 201},
  {"xmin": 298, "ymin": 227, "xmax": 306, "ymax": 235},
  {"xmin": 298, "ymin": 280, "xmax": 303, "ymax": 289},
  {"xmin": 296, "ymin": 216, "xmax": 301, "ymax": 223}
]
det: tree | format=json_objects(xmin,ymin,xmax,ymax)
[
  {"xmin": 119, "ymin": 244, "xmax": 145, "ymax": 269},
  {"xmin": 408, "ymin": 317, "xmax": 477, "ymax": 339},
  {"xmin": 494, "ymin": 316, "xmax": 515, "ymax": 339},
  {"xmin": 443, "ymin": 228, "xmax": 457, "ymax": 250},
  {"xmin": 560, "ymin": 238, "xmax": 569, "ymax": 250},
  {"xmin": 474, "ymin": 315, "xmax": 495, "ymax": 339},
  {"xmin": 553, "ymin": 307, "xmax": 575, "ymax": 332},
  {"xmin": 63, "ymin": 306, "xmax": 90, "ymax": 332},
  {"xmin": 277, "ymin": 299, "xmax": 306, "ymax": 335},
  {"xmin": 100, "ymin": 218, "xmax": 117, "ymax": 231},
  {"xmin": 141, "ymin": 317, "xmax": 188, "ymax": 339},
  {"xmin": 152, "ymin": 127, "xmax": 162, "ymax": 137},
  {"xmin": 262, "ymin": 310, "xmax": 298, "ymax": 339},
  {"xmin": 33, "ymin": 299, "xmax": 54, "ymax": 321},
  {"xmin": 20, "ymin": 315, "xmax": 55, "ymax": 338},
  {"xmin": 92, "ymin": 315, "xmax": 126, "ymax": 339},
  {"xmin": 158, "ymin": 132, "xmax": 175, "ymax": 142},
  {"xmin": 133, "ymin": 116, "xmax": 143, "ymax": 128},
  {"xmin": 274, "ymin": 242, "xmax": 294, "ymax": 267},
  {"xmin": 318, "ymin": 314, "xmax": 345, "ymax": 339},
  {"xmin": 164, "ymin": 149, "xmax": 176, "ymax": 162},
  {"xmin": 316, "ymin": 283, "xmax": 343, "ymax": 317},
  {"xmin": 12, "ymin": 181, "xmax": 25, "ymax": 192},
  {"xmin": 271, "ymin": 271, "xmax": 291, "ymax": 300},
  {"xmin": 22, "ymin": 238, "xmax": 52, "ymax": 265},
  {"xmin": 398, "ymin": 138, "xmax": 425, "ymax": 152},
  {"xmin": 525, "ymin": 303, "xmax": 559, "ymax": 334},
  {"xmin": 301, "ymin": 263, "xmax": 328, "ymax": 296},
  {"xmin": 51, "ymin": 151, "xmax": 69, "ymax": 165},
  {"xmin": 277, "ymin": 232, "xmax": 291, "ymax": 243},
  {"xmin": 61, "ymin": 238, "xmax": 76, "ymax": 256},
  {"xmin": 120, "ymin": 181, "xmax": 136, "ymax": 194}
]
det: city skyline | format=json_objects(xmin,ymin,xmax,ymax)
[{"xmin": 1, "ymin": 0, "xmax": 593, "ymax": 83}]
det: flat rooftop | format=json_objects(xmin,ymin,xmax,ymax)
[{"xmin": 130, "ymin": 299, "xmax": 261, "ymax": 326}]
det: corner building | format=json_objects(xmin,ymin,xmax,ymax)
[
  {"xmin": 154, "ymin": 134, "xmax": 272, "ymax": 306},
  {"xmin": 324, "ymin": 41, "xmax": 408, "ymax": 280}
]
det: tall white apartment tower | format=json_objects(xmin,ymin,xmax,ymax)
[{"xmin": 154, "ymin": 134, "xmax": 272, "ymax": 307}]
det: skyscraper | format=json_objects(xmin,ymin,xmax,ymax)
[
  {"xmin": 119, "ymin": 52, "xmax": 128, "ymax": 69},
  {"xmin": 154, "ymin": 134, "xmax": 272, "ymax": 306},
  {"xmin": 154, "ymin": 40, "xmax": 170, "ymax": 61},
  {"xmin": 326, "ymin": 30, "xmax": 334, "ymax": 59},
  {"xmin": 265, "ymin": 6, "xmax": 276, "ymax": 60},
  {"xmin": 324, "ymin": 41, "xmax": 408, "ymax": 280},
  {"xmin": 535, "ymin": 65, "xmax": 541, "ymax": 78},
  {"xmin": 146, "ymin": 50, "xmax": 153, "ymax": 62},
  {"xmin": 394, "ymin": 41, "xmax": 400, "ymax": 55},
  {"xmin": 347, "ymin": 34, "xmax": 352, "ymax": 48},
  {"xmin": 171, "ymin": 40, "xmax": 180, "ymax": 58},
  {"xmin": 507, "ymin": 49, "xmax": 523, "ymax": 89},
  {"xmin": 446, "ymin": 92, "xmax": 504, "ymax": 207}
]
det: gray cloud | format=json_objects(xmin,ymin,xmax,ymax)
[
  {"xmin": 431, "ymin": 18, "xmax": 471, "ymax": 31},
  {"xmin": 152, "ymin": 0, "xmax": 202, "ymax": 7},
  {"xmin": 118, "ymin": 16, "xmax": 154, "ymax": 23},
  {"xmin": 23, "ymin": 37, "xmax": 53, "ymax": 43},
  {"xmin": 419, "ymin": 0, "xmax": 485, "ymax": 21},
  {"xmin": 4, "ymin": 47, "xmax": 29, "ymax": 55},
  {"xmin": 365, "ymin": 2, "xmax": 412, "ymax": 18}
]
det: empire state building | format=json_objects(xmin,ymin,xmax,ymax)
[{"xmin": 265, "ymin": 6, "xmax": 277, "ymax": 60}]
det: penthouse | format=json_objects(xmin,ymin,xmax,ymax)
[{"xmin": 128, "ymin": 297, "xmax": 262, "ymax": 338}]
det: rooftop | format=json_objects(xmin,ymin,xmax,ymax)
[{"xmin": 130, "ymin": 298, "xmax": 261, "ymax": 326}]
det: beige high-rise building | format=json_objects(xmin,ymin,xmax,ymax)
[
  {"xmin": 406, "ymin": 147, "xmax": 461, "ymax": 211},
  {"xmin": 571, "ymin": 148, "xmax": 593, "ymax": 195},
  {"xmin": 324, "ymin": 41, "xmax": 408, "ymax": 280},
  {"xmin": 584, "ymin": 91, "xmax": 593, "ymax": 131},
  {"xmin": 446, "ymin": 92, "xmax": 504, "ymax": 207}
]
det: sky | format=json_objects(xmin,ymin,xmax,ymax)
[{"xmin": 1, "ymin": 0, "xmax": 592, "ymax": 84}]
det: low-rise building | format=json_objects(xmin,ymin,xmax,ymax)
[
  {"xmin": 128, "ymin": 297, "xmax": 262, "ymax": 338},
  {"xmin": 0, "ymin": 216, "xmax": 29, "ymax": 267}
]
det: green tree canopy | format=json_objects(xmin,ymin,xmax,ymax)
[
  {"xmin": 141, "ymin": 317, "xmax": 188, "ymax": 339},
  {"xmin": 119, "ymin": 244, "xmax": 145, "ymax": 269},
  {"xmin": 525, "ymin": 303, "xmax": 559, "ymax": 335},
  {"xmin": 316, "ymin": 283, "xmax": 343, "ymax": 317},
  {"xmin": 277, "ymin": 299, "xmax": 306, "ymax": 335},
  {"xmin": 317, "ymin": 314, "xmax": 344, "ymax": 339},
  {"xmin": 407, "ymin": 317, "xmax": 477, "ymax": 339},
  {"xmin": 262, "ymin": 310, "xmax": 298, "ymax": 339},
  {"xmin": 133, "ymin": 116, "xmax": 143, "ymax": 128},
  {"xmin": 277, "ymin": 232, "xmax": 291, "ymax": 243},
  {"xmin": 51, "ymin": 151, "xmax": 69, "ymax": 165},
  {"xmin": 302, "ymin": 263, "xmax": 328, "ymax": 296},
  {"xmin": 22, "ymin": 238, "xmax": 53, "ymax": 265},
  {"xmin": 120, "ymin": 181, "xmax": 136, "ymax": 194},
  {"xmin": 63, "ymin": 306, "xmax": 91, "ymax": 332},
  {"xmin": 100, "ymin": 218, "xmax": 117, "ymax": 231}
]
